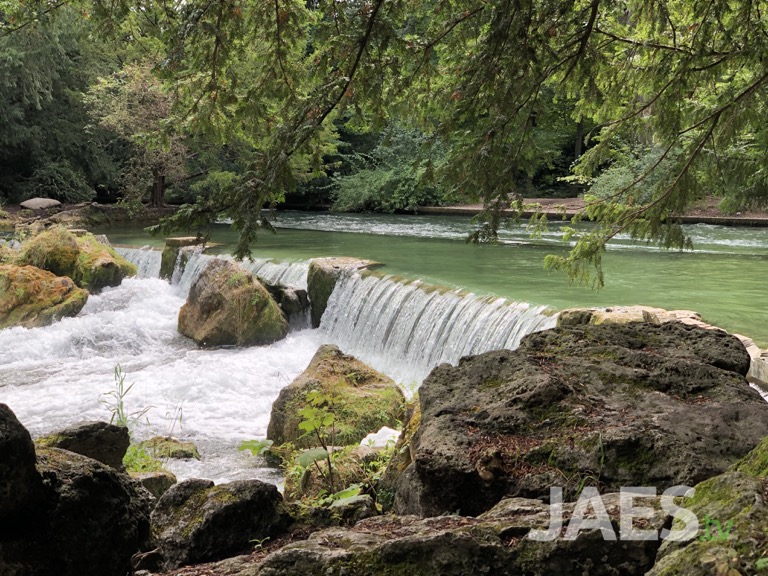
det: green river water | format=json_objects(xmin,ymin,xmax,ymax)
[{"xmin": 102, "ymin": 211, "xmax": 768, "ymax": 347}]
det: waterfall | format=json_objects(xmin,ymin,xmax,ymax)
[
  {"xmin": 320, "ymin": 273, "xmax": 557, "ymax": 385},
  {"xmin": 116, "ymin": 246, "xmax": 162, "ymax": 278},
  {"xmin": 173, "ymin": 250, "xmax": 309, "ymax": 296}
]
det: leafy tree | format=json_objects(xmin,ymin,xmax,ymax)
[
  {"xmin": 5, "ymin": 1, "xmax": 768, "ymax": 283},
  {"xmin": 86, "ymin": 61, "xmax": 188, "ymax": 207},
  {"xmin": 0, "ymin": 7, "xmax": 120, "ymax": 203}
]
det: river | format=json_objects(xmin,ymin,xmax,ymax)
[{"xmin": 0, "ymin": 211, "xmax": 765, "ymax": 483}]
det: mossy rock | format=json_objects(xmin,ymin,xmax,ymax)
[
  {"xmin": 139, "ymin": 436, "xmax": 201, "ymax": 460},
  {"xmin": 178, "ymin": 258, "xmax": 289, "ymax": 347},
  {"xmin": 0, "ymin": 264, "xmax": 88, "ymax": 329},
  {"xmin": 267, "ymin": 345, "xmax": 405, "ymax": 450},
  {"xmin": 648, "ymin": 437, "xmax": 768, "ymax": 575},
  {"xmin": 15, "ymin": 226, "xmax": 136, "ymax": 292}
]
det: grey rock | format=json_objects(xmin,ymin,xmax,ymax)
[
  {"xmin": 131, "ymin": 470, "xmax": 178, "ymax": 499},
  {"xmin": 256, "ymin": 493, "xmax": 665, "ymax": 576},
  {"xmin": 394, "ymin": 322, "xmax": 768, "ymax": 517},
  {"xmin": 151, "ymin": 478, "xmax": 287, "ymax": 569},
  {"xmin": 36, "ymin": 420, "xmax": 129, "ymax": 469},
  {"xmin": 0, "ymin": 446, "xmax": 152, "ymax": 576},
  {"xmin": 0, "ymin": 404, "xmax": 43, "ymax": 525},
  {"xmin": 20, "ymin": 198, "xmax": 61, "ymax": 210}
]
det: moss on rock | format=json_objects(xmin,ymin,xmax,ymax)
[
  {"xmin": 0, "ymin": 264, "xmax": 88, "ymax": 329},
  {"xmin": 15, "ymin": 227, "xmax": 136, "ymax": 292},
  {"xmin": 267, "ymin": 345, "xmax": 405, "ymax": 450},
  {"xmin": 178, "ymin": 259, "xmax": 289, "ymax": 347}
]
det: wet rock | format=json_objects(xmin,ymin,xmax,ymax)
[
  {"xmin": 160, "ymin": 237, "xmax": 204, "ymax": 280},
  {"xmin": 151, "ymin": 479, "xmax": 287, "ymax": 569},
  {"xmin": 262, "ymin": 281, "xmax": 310, "ymax": 329},
  {"xmin": 140, "ymin": 436, "xmax": 201, "ymax": 460},
  {"xmin": 131, "ymin": 470, "xmax": 178, "ymax": 499},
  {"xmin": 36, "ymin": 420, "xmax": 130, "ymax": 469},
  {"xmin": 0, "ymin": 264, "xmax": 88, "ymax": 329},
  {"xmin": 178, "ymin": 259, "xmax": 289, "ymax": 347},
  {"xmin": 267, "ymin": 344, "xmax": 404, "ymax": 449},
  {"xmin": 307, "ymin": 257, "xmax": 378, "ymax": 328},
  {"xmin": 15, "ymin": 226, "xmax": 137, "ymax": 292},
  {"xmin": 394, "ymin": 322, "xmax": 768, "ymax": 517}
]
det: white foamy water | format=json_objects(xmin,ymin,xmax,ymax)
[
  {"xmin": 0, "ymin": 276, "xmax": 322, "ymax": 483},
  {"xmin": 0, "ymin": 250, "xmax": 555, "ymax": 483}
]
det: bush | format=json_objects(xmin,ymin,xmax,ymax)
[
  {"xmin": 22, "ymin": 160, "xmax": 95, "ymax": 203},
  {"xmin": 331, "ymin": 126, "xmax": 449, "ymax": 212}
]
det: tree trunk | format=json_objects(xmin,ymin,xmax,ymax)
[
  {"xmin": 151, "ymin": 168, "xmax": 165, "ymax": 207},
  {"xmin": 574, "ymin": 118, "xmax": 584, "ymax": 160}
]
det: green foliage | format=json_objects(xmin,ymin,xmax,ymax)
[
  {"xmin": 296, "ymin": 388, "xmax": 339, "ymax": 493},
  {"xmin": 332, "ymin": 126, "xmax": 449, "ymax": 212},
  {"xmin": 123, "ymin": 443, "xmax": 164, "ymax": 472},
  {"xmin": 238, "ymin": 438, "xmax": 274, "ymax": 457},
  {"xmin": 24, "ymin": 160, "xmax": 95, "ymax": 203}
]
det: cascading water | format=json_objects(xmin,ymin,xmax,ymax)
[
  {"xmin": 116, "ymin": 246, "xmax": 162, "ymax": 278},
  {"xmin": 319, "ymin": 273, "xmax": 557, "ymax": 385},
  {"xmin": 1, "ymin": 247, "xmax": 555, "ymax": 483},
  {"xmin": 174, "ymin": 250, "xmax": 309, "ymax": 294}
]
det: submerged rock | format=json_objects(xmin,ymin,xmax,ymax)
[
  {"xmin": 140, "ymin": 436, "xmax": 201, "ymax": 460},
  {"xmin": 36, "ymin": 420, "xmax": 130, "ymax": 470},
  {"xmin": 0, "ymin": 264, "xmax": 88, "ymax": 329},
  {"xmin": 151, "ymin": 478, "xmax": 287, "ymax": 569},
  {"xmin": 15, "ymin": 226, "xmax": 137, "ymax": 292},
  {"xmin": 178, "ymin": 259, "xmax": 289, "ymax": 347},
  {"xmin": 394, "ymin": 321, "xmax": 768, "ymax": 517},
  {"xmin": 267, "ymin": 344, "xmax": 404, "ymax": 449}
]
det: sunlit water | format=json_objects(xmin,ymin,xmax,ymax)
[{"xmin": 1, "ymin": 211, "xmax": 766, "ymax": 483}]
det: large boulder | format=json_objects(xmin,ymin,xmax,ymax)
[
  {"xmin": 0, "ymin": 404, "xmax": 43, "ymax": 526},
  {"xmin": 151, "ymin": 478, "xmax": 287, "ymax": 569},
  {"xmin": 648, "ymin": 436, "xmax": 768, "ymax": 576},
  {"xmin": 307, "ymin": 257, "xmax": 378, "ymax": 328},
  {"xmin": 15, "ymin": 227, "xmax": 137, "ymax": 292},
  {"xmin": 394, "ymin": 321, "xmax": 768, "ymax": 517},
  {"xmin": 256, "ymin": 492, "xmax": 666, "ymax": 576},
  {"xmin": 178, "ymin": 259, "xmax": 289, "ymax": 347},
  {"xmin": 35, "ymin": 420, "xmax": 130, "ymax": 469},
  {"xmin": 1, "ymin": 446, "xmax": 152, "ymax": 576},
  {"xmin": 267, "ymin": 344, "xmax": 404, "ymax": 449},
  {"xmin": 0, "ymin": 264, "xmax": 88, "ymax": 329}
]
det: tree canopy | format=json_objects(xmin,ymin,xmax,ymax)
[{"xmin": 2, "ymin": 0, "xmax": 767, "ymax": 283}]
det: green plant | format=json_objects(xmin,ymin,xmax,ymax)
[
  {"xmin": 239, "ymin": 439, "xmax": 274, "ymax": 457},
  {"xmin": 295, "ymin": 388, "xmax": 340, "ymax": 493},
  {"xmin": 100, "ymin": 364, "xmax": 153, "ymax": 429},
  {"xmin": 123, "ymin": 443, "xmax": 164, "ymax": 472}
]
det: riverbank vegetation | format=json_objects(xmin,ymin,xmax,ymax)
[{"xmin": 2, "ymin": 1, "xmax": 767, "ymax": 281}]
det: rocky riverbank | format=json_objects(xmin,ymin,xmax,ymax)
[{"xmin": 4, "ymin": 319, "xmax": 768, "ymax": 575}]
